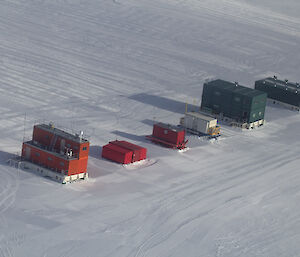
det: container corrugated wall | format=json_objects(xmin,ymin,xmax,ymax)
[
  {"xmin": 255, "ymin": 78, "xmax": 300, "ymax": 107},
  {"xmin": 201, "ymin": 79, "xmax": 267, "ymax": 123},
  {"xmin": 152, "ymin": 124, "xmax": 185, "ymax": 146}
]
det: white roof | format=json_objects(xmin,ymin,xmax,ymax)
[{"xmin": 185, "ymin": 112, "xmax": 217, "ymax": 121}]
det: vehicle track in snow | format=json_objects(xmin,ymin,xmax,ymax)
[
  {"xmin": 0, "ymin": 166, "xmax": 20, "ymax": 257},
  {"xmin": 0, "ymin": 166, "xmax": 19, "ymax": 215},
  {"xmin": 131, "ymin": 141, "xmax": 300, "ymax": 257}
]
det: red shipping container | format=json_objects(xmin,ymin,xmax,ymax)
[
  {"xmin": 148, "ymin": 123, "xmax": 187, "ymax": 149},
  {"xmin": 102, "ymin": 140, "xmax": 147, "ymax": 164}
]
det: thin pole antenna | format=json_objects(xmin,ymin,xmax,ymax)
[
  {"xmin": 23, "ymin": 112, "xmax": 26, "ymax": 143},
  {"xmin": 193, "ymin": 99, "xmax": 196, "ymax": 112}
]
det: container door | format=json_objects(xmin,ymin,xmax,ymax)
[
  {"xmin": 25, "ymin": 147, "xmax": 31, "ymax": 160},
  {"xmin": 192, "ymin": 118, "xmax": 198, "ymax": 131},
  {"xmin": 60, "ymin": 139, "xmax": 65, "ymax": 152},
  {"xmin": 184, "ymin": 116, "xmax": 192, "ymax": 130},
  {"xmin": 132, "ymin": 150, "xmax": 140, "ymax": 162},
  {"xmin": 197, "ymin": 119, "xmax": 207, "ymax": 134},
  {"xmin": 125, "ymin": 152, "xmax": 132, "ymax": 164},
  {"xmin": 242, "ymin": 111, "xmax": 248, "ymax": 122}
]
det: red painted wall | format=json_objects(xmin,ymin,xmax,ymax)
[
  {"xmin": 68, "ymin": 157, "xmax": 88, "ymax": 176},
  {"xmin": 152, "ymin": 124, "xmax": 185, "ymax": 146},
  {"xmin": 32, "ymin": 126, "xmax": 89, "ymax": 158},
  {"xmin": 102, "ymin": 144, "xmax": 133, "ymax": 164},
  {"xmin": 22, "ymin": 143, "xmax": 88, "ymax": 176},
  {"xmin": 78, "ymin": 142, "xmax": 89, "ymax": 159},
  {"xmin": 109, "ymin": 141, "xmax": 147, "ymax": 162}
]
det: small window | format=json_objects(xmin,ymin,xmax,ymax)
[
  {"xmin": 48, "ymin": 157, "xmax": 53, "ymax": 161},
  {"xmin": 164, "ymin": 130, "xmax": 168, "ymax": 135},
  {"xmin": 259, "ymin": 112, "xmax": 262, "ymax": 116},
  {"xmin": 234, "ymin": 97, "xmax": 240, "ymax": 102},
  {"xmin": 82, "ymin": 146, "xmax": 87, "ymax": 150},
  {"xmin": 253, "ymin": 113, "xmax": 256, "ymax": 118},
  {"xmin": 67, "ymin": 143, "xmax": 71, "ymax": 148},
  {"xmin": 214, "ymin": 91, "xmax": 221, "ymax": 96},
  {"xmin": 35, "ymin": 152, "xmax": 40, "ymax": 157}
]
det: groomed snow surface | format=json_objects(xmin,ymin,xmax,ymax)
[{"xmin": 1, "ymin": 0, "xmax": 300, "ymax": 256}]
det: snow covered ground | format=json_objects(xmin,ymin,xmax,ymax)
[{"xmin": 0, "ymin": 0, "xmax": 300, "ymax": 256}]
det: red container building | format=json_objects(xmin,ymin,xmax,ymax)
[
  {"xmin": 21, "ymin": 123, "xmax": 89, "ymax": 183},
  {"xmin": 102, "ymin": 140, "xmax": 147, "ymax": 164},
  {"xmin": 147, "ymin": 122, "xmax": 188, "ymax": 149}
]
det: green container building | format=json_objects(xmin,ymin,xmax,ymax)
[
  {"xmin": 201, "ymin": 79, "xmax": 267, "ymax": 124},
  {"xmin": 255, "ymin": 77, "xmax": 300, "ymax": 109}
]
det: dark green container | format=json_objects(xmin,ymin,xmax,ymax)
[
  {"xmin": 201, "ymin": 79, "xmax": 267, "ymax": 123},
  {"xmin": 255, "ymin": 77, "xmax": 300, "ymax": 107}
]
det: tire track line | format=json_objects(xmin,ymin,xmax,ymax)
[{"xmin": 132, "ymin": 145, "xmax": 300, "ymax": 257}]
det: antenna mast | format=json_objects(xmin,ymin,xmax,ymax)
[{"xmin": 23, "ymin": 113, "xmax": 26, "ymax": 143}]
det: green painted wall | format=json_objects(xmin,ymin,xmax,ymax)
[
  {"xmin": 201, "ymin": 79, "xmax": 267, "ymax": 123},
  {"xmin": 255, "ymin": 78, "xmax": 300, "ymax": 107}
]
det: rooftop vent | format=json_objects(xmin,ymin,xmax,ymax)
[
  {"xmin": 49, "ymin": 122, "xmax": 54, "ymax": 129},
  {"xmin": 79, "ymin": 131, "xmax": 84, "ymax": 141}
]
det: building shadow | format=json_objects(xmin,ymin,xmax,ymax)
[
  {"xmin": 129, "ymin": 93, "xmax": 199, "ymax": 114},
  {"xmin": 111, "ymin": 130, "xmax": 148, "ymax": 143},
  {"xmin": 265, "ymin": 102, "xmax": 298, "ymax": 122},
  {"xmin": 89, "ymin": 145, "xmax": 102, "ymax": 159},
  {"xmin": 141, "ymin": 118, "xmax": 183, "ymax": 127},
  {"xmin": 141, "ymin": 119, "xmax": 156, "ymax": 127},
  {"xmin": 0, "ymin": 150, "xmax": 19, "ymax": 165}
]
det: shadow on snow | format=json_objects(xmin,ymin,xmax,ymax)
[{"xmin": 129, "ymin": 93, "xmax": 199, "ymax": 114}]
